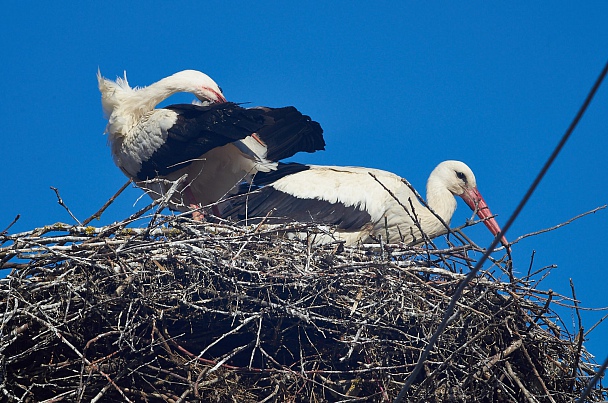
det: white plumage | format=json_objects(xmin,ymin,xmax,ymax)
[
  {"xmin": 98, "ymin": 70, "xmax": 324, "ymax": 212},
  {"xmin": 218, "ymin": 160, "xmax": 508, "ymax": 247}
]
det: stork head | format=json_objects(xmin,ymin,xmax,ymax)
[
  {"xmin": 167, "ymin": 70, "xmax": 227, "ymax": 105},
  {"xmin": 98, "ymin": 69, "xmax": 228, "ymax": 135},
  {"xmin": 429, "ymin": 160, "xmax": 509, "ymax": 249}
]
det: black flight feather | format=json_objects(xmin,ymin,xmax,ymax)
[
  {"xmin": 254, "ymin": 107, "xmax": 325, "ymax": 161},
  {"xmin": 218, "ymin": 186, "xmax": 372, "ymax": 231},
  {"xmin": 137, "ymin": 103, "xmax": 324, "ymax": 181}
]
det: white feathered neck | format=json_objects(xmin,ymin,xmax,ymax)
[{"xmin": 97, "ymin": 70, "xmax": 222, "ymax": 142}]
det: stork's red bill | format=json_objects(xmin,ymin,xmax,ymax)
[{"xmin": 460, "ymin": 187, "xmax": 509, "ymax": 248}]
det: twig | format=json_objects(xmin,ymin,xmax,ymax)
[
  {"xmin": 531, "ymin": 290, "xmax": 553, "ymax": 326},
  {"xmin": 577, "ymin": 355, "xmax": 608, "ymax": 403},
  {"xmin": 50, "ymin": 186, "xmax": 82, "ymax": 225},
  {"xmin": 0, "ymin": 215, "xmax": 20, "ymax": 238},
  {"xmin": 505, "ymin": 361, "xmax": 539, "ymax": 403},
  {"xmin": 585, "ymin": 312, "xmax": 608, "ymax": 337},
  {"xmin": 23, "ymin": 311, "xmax": 132, "ymax": 403},
  {"xmin": 510, "ymin": 205, "xmax": 606, "ymax": 246},
  {"xmin": 510, "ymin": 319, "xmax": 557, "ymax": 403},
  {"xmin": 82, "ymin": 180, "xmax": 131, "ymax": 226},
  {"xmin": 569, "ymin": 279, "xmax": 584, "ymax": 392},
  {"xmin": 477, "ymin": 338, "xmax": 523, "ymax": 378},
  {"xmin": 398, "ymin": 176, "xmax": 453, "ymax": 239},
  {"xmin": 368, "ymin": 172, "xmax": 442, "ymax": 247}
]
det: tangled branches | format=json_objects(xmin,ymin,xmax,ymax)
[{"xmin": 0, "ymin": 213, "xmax": 606, "ymax": 402}]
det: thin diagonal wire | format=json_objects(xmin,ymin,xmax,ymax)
[
  {"xmin": 576, "ymin": 354, "xmax": 608, "ymax": 402},
  {"xmin": 394, "ymin": 59, "xmax": 608, "ymax": 402}
]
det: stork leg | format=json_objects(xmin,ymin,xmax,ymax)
[
  {"xmin": 190, "ymin": 204, "xmax": 204, "ymax": 221},
  {"xmin": 184, "ymin": 186, "xmax": 204, "ymax": 221}
]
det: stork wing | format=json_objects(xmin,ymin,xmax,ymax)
[
  {"xmin": 136, "ymin": 103, "xmax": 264, "ymax": 180},
  {"xmin": 218, "ymin": 185, "xmax": 372, "ymax": 231},
  {"xmin": 136, "ymin": 103, "xmax": 324, "ymax": 181}
]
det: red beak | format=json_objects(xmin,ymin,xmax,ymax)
[
  {"xmin": 214, "ymin": 90, "xmax": 227, "ymax": 103},
  {"xmin": 207, "ymin": 88, "xmax": 226, "ymax": 104},
  {"xmin": 201, "ymin": 87, "xmax": 227, "ymax": 104},
  {"xmin": 460, "ymin": 187, "xmax": 509, "ymax": 249}
]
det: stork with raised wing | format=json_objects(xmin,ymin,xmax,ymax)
[
  {"xmin": 217, "ymin": 160, "xmax": 508, "ymax": 247},
  {"xmin": 98, "ymin": 70, "xmax": 325, "ymax": 212}
]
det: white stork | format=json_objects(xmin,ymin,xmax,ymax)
[
  {"xmin": 97, "ymin": 70, "xmax": 325, "ymax": 212},
  {"xmin": 217, "ymin": 160, "xmax": 509, "ymax": 247}
]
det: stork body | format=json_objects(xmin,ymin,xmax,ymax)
[
  {"xmin": 217, "ymin": 161, "xmax": 508, "ymax": 247},
  {"xmin": 98, "ymin": 70, "xmax": 324, "ymax": 211}
]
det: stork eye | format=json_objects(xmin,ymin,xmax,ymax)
[{"xmin": 455, "ymin": 171, "xmax": 467, "ymax": 183}]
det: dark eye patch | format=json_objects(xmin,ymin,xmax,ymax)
[{"xmin": 456, "ymin": 171, "xmax": 467, "ymax": 183}]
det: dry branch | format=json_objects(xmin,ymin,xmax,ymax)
[{"xmin": 0, "ymin": 202, "xmax": 606, "ymax": 402}]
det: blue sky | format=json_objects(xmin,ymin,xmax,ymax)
[{"xmin": 2, "ymin": 3, "xmax": 607, "ymax": 366}]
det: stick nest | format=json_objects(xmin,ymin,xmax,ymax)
[{"xmin": 0, "ymin": 214, "xmax": 605, "ymax": 402}]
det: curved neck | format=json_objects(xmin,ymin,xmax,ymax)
[
  {"xmin": 130, "ymin": 75, "xmax": 188, "ymax": 113},
  {"xmin": 105, "ymin": 75, "xmax": 188, "ymax": 140},
  {"xmin": 426, "ymin": 177, "xmax": 457, "ymax": 225}
]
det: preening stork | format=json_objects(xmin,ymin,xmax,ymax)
[
  {"xmin": 217, "ymin": 160, "xmax": 509, "ymax": 247},
  {"xmin": 98, "ymin": 70, "xmax": 325, "ymax": 212}
]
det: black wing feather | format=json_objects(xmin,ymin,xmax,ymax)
[
  {"xmin": 138, "ymin": 103, "xmax": 266, "ymax": 179},
  {"xmin": 254, "ymin": 107, "xmax": 325, "ymax": 161},
  {"xmin": 137, "ymin": 103, "xmax": 325, "ymax": 180},
  {"xmin": 219, "ymin": 186, "xmax": 372, "ymax": 231}
]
